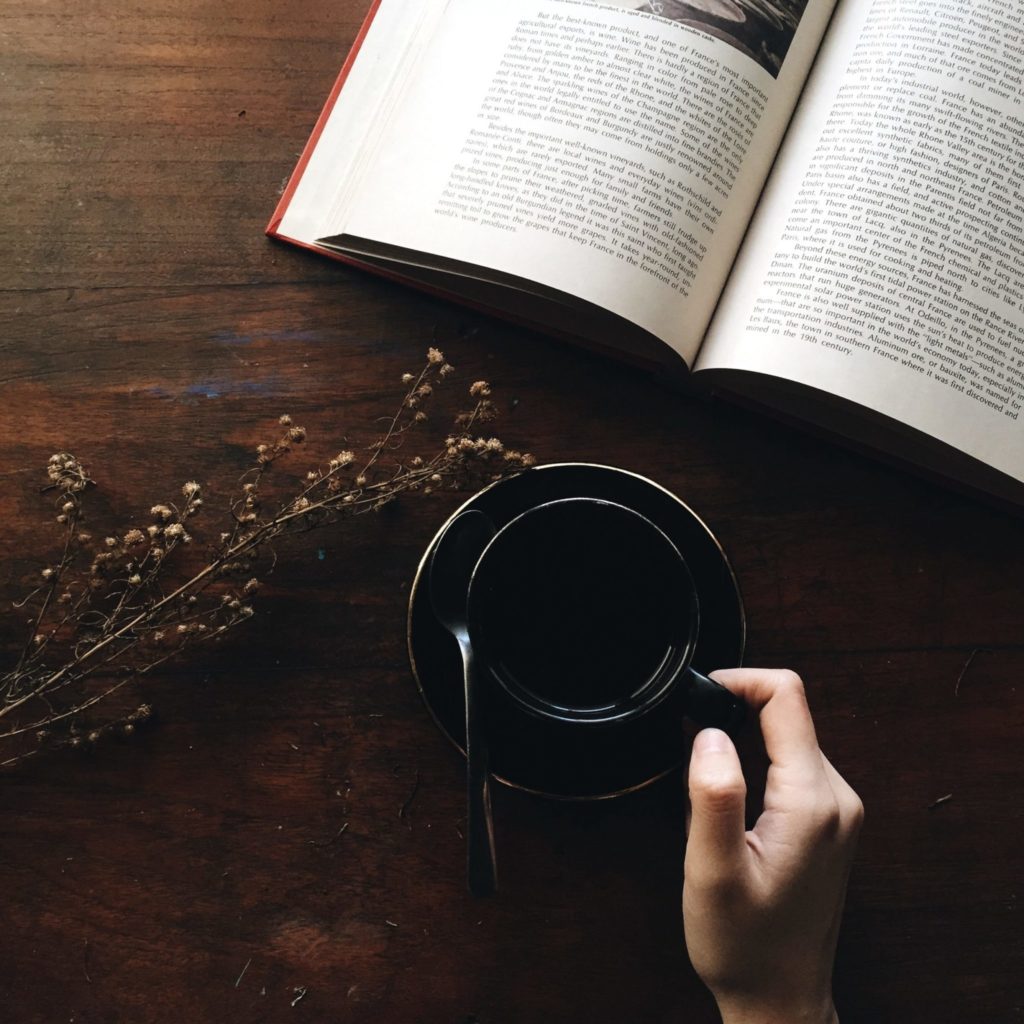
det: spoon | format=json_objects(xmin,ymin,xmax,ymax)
[{"xmin": 429, "ymin": 509, "xmax": 498, "ymax": 896}]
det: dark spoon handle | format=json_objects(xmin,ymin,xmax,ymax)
[{"xmin": 461, "ymin": 640, "xmax": 497, "ymax": 896}]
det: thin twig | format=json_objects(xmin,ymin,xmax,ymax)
[
  {"xmin": 399, "ymin": 769, "xmax": 422, "ymax": 826},
  {"xmin": 308, "ymin": 822, "xmax": 349, "ymax": 848},
  {"xmin": 235, "ymin": 957, "xmax": 252, "ymax": 988},
  {"xmin": 955, "ymin": 647, "xmax": 989, "ymax": 696}
]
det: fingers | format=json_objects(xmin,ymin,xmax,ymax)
[
  {"xmin": 685, "ymin": 728, "xmax": 748, "ymax": 879},
  {"xmin": 709, "ymin": 668, "xmax": 824, "ymax": 778}
]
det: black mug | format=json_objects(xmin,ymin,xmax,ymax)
[{"xmin": 466, "ymin": 498, "xmax": 743, "ymax": 733}]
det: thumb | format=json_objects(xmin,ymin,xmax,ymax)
[{"xmin": 686, "ymin": 728, "xmax": 747, "ymax": 876}]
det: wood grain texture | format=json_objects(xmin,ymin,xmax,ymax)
[{"xmin": 1, "ymin": 2, "xmax": 1022, "ymax": 1022}]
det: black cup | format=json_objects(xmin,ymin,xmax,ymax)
[{"xmin": 466, "ymin": 498, "xmax": 743, "ymax": 733}]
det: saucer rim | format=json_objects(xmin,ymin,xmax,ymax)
[{"xmin": 406, "ymin": 461, "xmax": 746, "ymax": 802}]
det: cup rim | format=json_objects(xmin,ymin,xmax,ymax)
[{"xmin": 466, "ymin": 496, "xmax": 700, "ymax": 726}]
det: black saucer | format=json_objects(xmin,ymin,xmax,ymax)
[{"xmin": 407, "ymin": 463, "xmax": 745, "ymax": 800}]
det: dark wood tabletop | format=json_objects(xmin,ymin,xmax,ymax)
[{"xmin": 2, "ymin": 2, "xmax": 1022, "ymax": 1022}]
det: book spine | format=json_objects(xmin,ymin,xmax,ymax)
[{"xmin": 265, "ymin": 0, "xmax": 385, "ymax": 238}]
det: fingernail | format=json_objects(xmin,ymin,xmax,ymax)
[{"xmin": 694, "ymin": 728, "xmax": 731, "ymax": 754}]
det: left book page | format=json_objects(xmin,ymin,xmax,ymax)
[{"xmin": 274, "ymin": 0, "xmax": 834, "ymax": 367}]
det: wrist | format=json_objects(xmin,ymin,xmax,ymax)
[{"xmin": 716, "ymin": 993, "xmax": 838, "ymax": 1024}]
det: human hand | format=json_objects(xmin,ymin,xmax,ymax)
[{"xmin": 682, "ymin": 669, "xmax": 863, "ymax": 1024}]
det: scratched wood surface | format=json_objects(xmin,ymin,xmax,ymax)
[{"xmin": 1, "ymin": 2, "xmax": 1023, "ymax": 1022}]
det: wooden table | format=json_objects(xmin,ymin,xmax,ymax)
[{"xmin": 2, "ymin": 2, "xmax": 1022, "ymax": 1021}]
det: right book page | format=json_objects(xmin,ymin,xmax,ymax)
[{"xmin": 696, "ymin": 0, "xmax": 1024, "ymax": 484}]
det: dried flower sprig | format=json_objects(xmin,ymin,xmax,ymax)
[{"xmin": 0, "ymin": 351, "xmax": 533, "ymax": 767}]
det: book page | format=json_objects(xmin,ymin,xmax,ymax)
[
  {"xmin": 275, "ymin": 0, "xmax": 449, "ymax": 247},
  {"xmin": 698, "ymin": 0, "xmax": 1024, "ymax": 482},
  {"xmin": 308, "ymin": 0, "xmax": 836, "ymax": 366}
]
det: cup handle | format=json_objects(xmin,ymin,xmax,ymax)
[{"xmin": 685, "ymin": 668, "xmax": 745, "ymax": 736}]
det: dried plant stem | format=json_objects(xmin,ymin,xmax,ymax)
[{"xmin": 1, "ymin": 350, "xmax": 533, "ymax": 766}]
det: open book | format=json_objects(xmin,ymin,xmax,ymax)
[{"xmin": 268, "ymin": 0, "xmax": 1024, "ymax": 508}]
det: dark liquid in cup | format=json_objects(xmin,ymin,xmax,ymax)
[{"xmin": 474, "ymin": 501, "xmax": 694, "ymax": 717}]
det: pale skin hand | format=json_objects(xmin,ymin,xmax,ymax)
[{"xmin": 683, "ymin": 669, "xmax": 864, "ymax": 1024}]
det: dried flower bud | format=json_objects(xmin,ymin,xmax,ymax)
[
  {"xmin": 182, "ymin": 481, "xmax": 201, "ymax": 498},
  {"xmin": 440, "ymin": 363, "xmax": 454, "ymax": 377},
  {"xmin": 56, "ymin": 514, "xmax": 67, "ymax": 523},
  {"xmin": 150, "ymin": 504, "xmax": 173, "ymax": 520},
  {"xmin": 279, "ymin": 414, "xmax": 293, "ymax": 426},
  {"xmin": 47, "ymin": 453, "xmax": 89, "ymax": 492},
  {"xmin": 62, "ymin": 502, "xmax": 75, "ymax": 513},
  {"xmin": 355, "ymin": 475, "xmax": 367, "ymax": 487},
  {"xmin": 469, "ymin": 381, "xmax": 492, "ymax": 398},
  {"xmin": 123, "ymin": 529, "xmax": 145, "ymax": 546},
  {"xmin": 401, "ymin": 373, "xmax": 414, "ymax": 384},
  {"xmin": 410, "ymin": 457, "xmax": 424, "ymax": 468},
  {"xmin": 292, "ymin": 497, "xmax": 310, "ymax": 511},
  {"xmin": 414, "ymin": 411, "xmax": 427, "ymax": 423},
  {"xmin": 243, "ymin": 578, "xmax": 259, "ymax": 595},
  {"xmin": 427, "ymin": 347, "xmax": 444, "ymax": 364},
  {"xmin": 128, "ymin": 574, "xmax": 142, "ymax": 586},
  {"xmin": 104, "ymin": 537, "xmax": 118, "ymax": 548},
  {"xmin": 336, "ymin": 451, "xmax": 354, "ymax": 466},
  {"xmin": 288, "ymin": 426, "xmax": 306, "ymax": 442},
  {"xmin": 165, "ymin": 523, "xmax": 184, "ymax": 539},
  {"xmin": 77, "ymin": 532, "xmax": 92, "ymax": 543}
]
